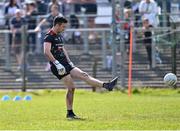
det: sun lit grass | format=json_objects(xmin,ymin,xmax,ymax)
[{"xmin": 0, "ymin": 88, "xmax": 180, "ymax": 130}]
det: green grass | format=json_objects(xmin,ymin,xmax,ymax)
[{"xmin": 0, "ymin": 88, "xmax": 180, "ymax": 130}]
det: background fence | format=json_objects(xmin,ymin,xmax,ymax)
[{"xmin": 0, "ymin": 0, "xmax": 180, "ymax": 90}]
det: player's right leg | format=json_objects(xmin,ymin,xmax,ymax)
[{"xmin": 63, "ymin": 74, "xmax": 80, "ymax": 119}]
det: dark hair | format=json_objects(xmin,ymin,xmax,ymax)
[
  {"xmin": 9, "ymin": 0, "xmax": 17, "ymax": 7},
  {"xmin": 50, "ymin": 5, "xmax": 58, "ymax": 11},
  {"xmin": 53, "ymin": 16, "xmax": 68, "ymax": 26},
  {"xmin": 29, "ymin": 3, "xmax": 36, "ymax": 7}
]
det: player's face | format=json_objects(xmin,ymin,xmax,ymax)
[{"xmin": 58, "ymin": 23, "xmax": 67, "ymax": 33}]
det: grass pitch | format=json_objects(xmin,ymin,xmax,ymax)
[{"xmin": 0, "ymin": 88, "xmax": 180, "ymax": 130}]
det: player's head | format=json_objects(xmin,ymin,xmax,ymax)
[{"xmin": 53, "ymin": 16, "xmax": 68, "ymax": 33}]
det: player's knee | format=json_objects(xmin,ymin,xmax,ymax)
[{"xmin": 81, "ymin": 72, "xmax": 89, "ymax": 79}]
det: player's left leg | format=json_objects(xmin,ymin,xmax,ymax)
[
  {"xmin": 63, "ymin": 74, "xmax": 80, "ymax": 119},
  {"xmin": 70, "ymin": 67, "xmax": 103, "ymax": 87},
  {"xmin": 70, "ymin": 67, "xmax": 118, "ymax": 91}
]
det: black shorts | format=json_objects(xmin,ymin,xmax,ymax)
[{"xmin": 50, "ymin": 59, "xmax": 74, "ymax": 80}]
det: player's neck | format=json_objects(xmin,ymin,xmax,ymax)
[{"xmin": 51, "ymin": 27, "xmax": 60, "ymax": 34}]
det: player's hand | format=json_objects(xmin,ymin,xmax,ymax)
[
  {"xmin": 53, "ymin": 60, "xmax": 66, "ymax": 75},
  {"xmin": 69, "ymin": 61, "xmax": 75, "ymax": 67}
]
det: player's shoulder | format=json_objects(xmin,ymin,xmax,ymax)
[
  {"xmin": 44, "ymin": 30, "xmax": 54, "ymax": 39},
  {"xmin": 46, "ymin": 29, "xmax": 57, "ymax": 36},
  {"xmin": 44, "ymin": 30, "xmax": 56, "ymax": 42}
]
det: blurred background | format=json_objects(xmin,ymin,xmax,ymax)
[{"xmin": 0, "ymin": 0, "xmax": 179, "ymax": 91}]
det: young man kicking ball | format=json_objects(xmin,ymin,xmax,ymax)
[{"xmin": 43, "ymin": 16, "xmax": 118, "ymax": 119}]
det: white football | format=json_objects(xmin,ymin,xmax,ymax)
[{"xmin": 163, "ymin": 73, "xmax": 177, "ymax": 86}]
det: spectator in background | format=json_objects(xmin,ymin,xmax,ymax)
[
  {"xmin": 10, "ymin": 9, "xmax": 26, "ymax": 72},
  {"xmin": 25, "ymin": 1, "xmax": 38, "ymax": 54},
  {"xmin": 69, "ymin": 14, "xmax": 79, "ymax": 29},
  {"xmin": 35, "ymin": 5, "xmax": 63, "ymax": 31},
  {"xmin": 114, "ymin": 7, "xmax": 132, "ymax": 53},
  {"xmin": 4, "ymin": 0, "xmax": 20, "ymax": 49},
  {"xmin": 69, "ymin": 14, "xmax": 81, "ymax": 44},
  {"xmin": 124, "ymin": 0, "xmax": 132, "ymax": 9},
  {"xmin": 74, "ymin": 2, "xmax": 97, "ymax": 14},
  {"xmin": 44, "ymin": 0, "xmax": 51, "ymax": 3},
  {"xmin": 123, "ymin": 8, "xmax": 132, "ymax": 53},
  {"xmin": 35, "ymin": 0, "xmax": 48, "ymax": 15},
  {"xmin": 47, "ymin": 0, "xmax": 64, "ymax": 14},
  {"xmin": 4, "ymin": 0, "xmax": 20, "ymax": 28},
  {"xmin": 132, "ymin": 0, "xmax": 141, "ymax": 27},
  {"xmin": 139, "ymin": 0, "xmax": 159, "ymax": 27},
  {"xmin": 34, "ymin": 5, "xmax": 63, "ymax": 71},
  {"xmin": 142, "ymin": 18, "xmax": 153, "ymax": 69}
]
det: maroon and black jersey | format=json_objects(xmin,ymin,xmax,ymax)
[
  {"xmin": 44, "ymin": 30, "xmax": 66, "ymax": 61},
  {"xmin": 44, "ymin": 29, "xmax": 74, "ymax": 80}
]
